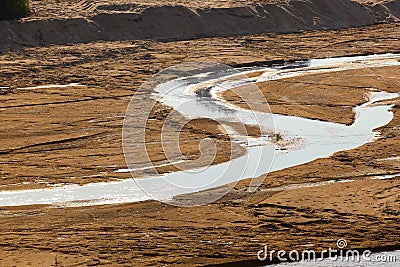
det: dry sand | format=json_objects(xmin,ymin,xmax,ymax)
[
  {"xmin": 0, "ymin": 1, "xmax": 399, "ymax": 265},
  {"xmin": 1, "ymin": 0, "xmax": 400, "ymax": 52}
]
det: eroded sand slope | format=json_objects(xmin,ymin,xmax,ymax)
[{"xmin": 1, "ymin": 0, "xmax": 400, "ymax": 52}]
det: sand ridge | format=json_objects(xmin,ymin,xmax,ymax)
[{"xmin": 1, "ymin": 0, "xmax": 400, "ymax": 52}]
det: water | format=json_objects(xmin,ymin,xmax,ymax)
[
  {"xmin": 17, "ymin": 83, "xmax": 84, "ymax": 90},
  {"xmin": 0, "ymin": 53, "xmax": 399, "ymax": 207}
]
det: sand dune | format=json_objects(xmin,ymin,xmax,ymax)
[{"xmin": 1, "ymin": 0, "xmax": 400, "ymax": 52}]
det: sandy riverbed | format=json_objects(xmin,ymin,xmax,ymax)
[{"xmin": 0, "ymin": 2, "xmax": 399, "ymax": 265}]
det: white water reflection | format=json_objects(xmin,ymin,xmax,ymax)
[{"xmin": 17, "ymin": 83, "xmax": 84, "ymax": 90}]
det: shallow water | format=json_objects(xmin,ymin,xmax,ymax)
[
  {"xmin": 17, "ymin": 83, "xmax": 84, "ymax": 90},
  {"xmin": 0, "ymin": 54, "xmax": 399, "ymax": 206}
]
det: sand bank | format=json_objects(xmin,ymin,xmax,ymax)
[{"xmin": 1, "ymin": 0, "xmax": 400, "ymax": 52}]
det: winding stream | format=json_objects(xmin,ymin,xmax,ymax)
[{"xmin": 0, "ymin": 54, "xmax": 399, "ymax": 207}]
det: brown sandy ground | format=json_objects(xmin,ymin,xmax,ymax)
[{"xmin": 0, "ymin": 23, "xmax": 399, "ymax": 266}]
